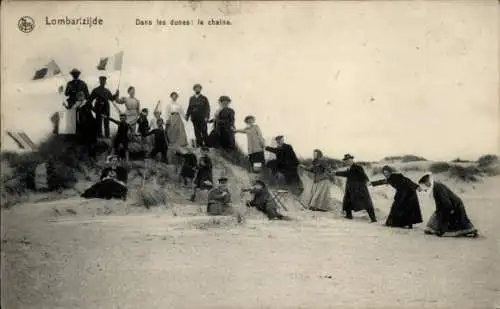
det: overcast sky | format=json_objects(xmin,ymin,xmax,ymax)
[{"xmin": 1, "ymin": 1, "xmax": 498, "ymax": 161}]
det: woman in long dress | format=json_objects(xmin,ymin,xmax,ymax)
[
  {"xmin": 371, "ymin": 165, "xmax": 423, "ymax": 228},
  {"xmin": 418, "ymin": 173, "xmax": 478, "ymax": 237},
  {"xmin": 116, "ymin": 86, "xmax": 140, "ymax": 132},
  {"xmin": 235, "ymin": 115, "xmax": 266, "ymax": 172},
  {"xmin": 165, "ymin": 91, "xmax": 188, "ymax": 149},
  {"xmin": 299, "ymin": 149, "xmax": 333, "ymax": 211},
  {"xmin": 81, "ymin": 155, "xmax": 128, "ymax": 200}
]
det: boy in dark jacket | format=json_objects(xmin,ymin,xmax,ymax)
[
  {"xmin": 107, "ymin": 113, "xmax": 132, "ymax": 161},
  {"xmin": 145, "ymin": 118, "xmax": 169, "ymax": 163}
]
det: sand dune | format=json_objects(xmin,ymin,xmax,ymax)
[{"xmin": 2, "ymin": 160, "xmax": 499, "ymax": 309}]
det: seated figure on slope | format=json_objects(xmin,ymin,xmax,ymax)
[
  {"xmin": 243, "ymin": 180, "xmax": 291, "ymax": 220},
  {"xmin": 207, "ymin": 177, "xmax": 232, "ymax": 216},
  {"xmin": 81, "ymin": 155, "xmax": 128, "ymax": 200}
]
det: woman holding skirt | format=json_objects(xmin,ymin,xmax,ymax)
[
  {"xmin": 418, "ymin": 173, "xmax": 478, "ymax": 237},
  {"xmin": 300, "ymin": 149, "xmax": 333, "ymax": 211},
  {"xmin": 371, "ymin": 165, "xmax": 423, "ymax": 229},
  {"xmin": 166, "ymin": 91, "xmax": 188, "ymax": 149}
]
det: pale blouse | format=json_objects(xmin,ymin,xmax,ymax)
[
  {"xmin": 117, "ymin": 96, "xmax": 140, "ymax": 123},
  {"xmin": 166, "ymin": 101, "xmax": 185, "ymax": 116},
  {"xmin": 242, "ymin": 124, "xmax": 265, "ymax": 154}
]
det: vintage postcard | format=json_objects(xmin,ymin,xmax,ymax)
[{"xmin": 1, "ymin": 1, "xmax": 499, "ymax": 308}]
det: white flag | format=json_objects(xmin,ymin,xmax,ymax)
[{"xmin": 97, "ymin": 51, "xmax": 124, "ymax": 71}]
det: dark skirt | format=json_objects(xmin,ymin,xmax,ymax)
[
  {"xmin": 249, "ymin": 151, "xmax": 265, "ymax": 165},
  {"xmin": 343, "ymin": 182, "xmax": 375, "ymax": 212},
  {"xmin": 180, "ymin": 165, "xmax": 196, "ymax": 179},
  {"xmin": 194, "ymin": 168, "xmax": 213, "ymax": 189},
  {"xmin": 385, "ymin": 191, "xmax": 423, "ymax": 227},
  {"xmin": 81, "ymin": 179, "xmax": 127, "ymax": 200},
  {"xmin": 425, "ymin": 205, "xmax": 477, "ymax": 237}
]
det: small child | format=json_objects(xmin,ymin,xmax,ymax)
[
  {"xmin": 137, "ymin": 108, "xmax": 150, "ymax": 136},
  {"xmin": 145, "ymin": 118, "xmax": 169, "ymax": 163},
  {"xmin": 178, "ymin": 147, "xmax": 198, "ymax": 186},
  {"xmin": 235, "ymin": 115, "xmax": 266, "ymax": 173},
  {"xmin": 190, "ymin": 146, "xmax": 214, "ymax": 201},
  {"xmin": 108, "ymin": 113, "xmax": 132, "ymax": 161},
  {"xmin": 136, "ymin": 108, "xmax": 150, "ymax": 154},
  {"xmin": 149, "ymin": 110, "xmax": 163, "ymax": 130}
]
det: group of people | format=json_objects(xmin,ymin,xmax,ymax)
[
  {"xmin": 65, "ymin": 68, "xmax": 478, "ymax": 238},
  {"xmin": 300, "ymin": 152, "xmax": 478, "ymax": 238}
]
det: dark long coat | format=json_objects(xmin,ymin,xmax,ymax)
[
  {"xmin": 335, "ymin": 164, "xmax": 375, "ymax": 212},
  {"xmin": 372, "ymin": 173, "xmax": 423, "ymax": 227},
  {"xmin": 426, "ymin": 182, "xmax": 476, "ymax": 235}
]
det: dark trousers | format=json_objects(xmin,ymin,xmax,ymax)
[
  {"xmin": 150, "ymin": 146, "xmax": 168, "ymax": 163},
  {"xmin": 345, "ymin": 206, "xmax": 377, "ymax": 222},
  {"xmin": 191, "ymin": 118, "xmax": 208, "ymax": 147},
  {"xmin": 266, "ymin": 159, "xmax": 304, "ymax": 194},
  {"xmin": 95, "ymin": 105, "xmax": 110, "ymax": 138}
]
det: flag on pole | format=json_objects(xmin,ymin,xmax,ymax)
[
  {"xmin": 32, "ymin": 60, "xmax": 62, "ymax": 80},
  {"xmin": 6, "ymin": 131, "xmax": 37, "ymax": 150},
  {"xmin": 97, "ymin": 51, "xmax": 124, "ymax": 71}
]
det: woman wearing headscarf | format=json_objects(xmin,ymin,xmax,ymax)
[
  {"xmin": 418, "ymin": 173, "xmax": 478, "ymax": 237},
  {"xmin": 299, "ymin": 149, "xmax": 334, "ymax": 211},
  {"xmin": 371, "ymin": 165, "xmax": 423, "ymax": 228},
  {"xmin": 165, "ymin": 91, "xmax": 188, "ymax": 149},
  {"xmin": 116, "ymin": 86, "xmax": 141, "ymax": 132}
]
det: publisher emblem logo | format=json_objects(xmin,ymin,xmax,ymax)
[{"xmin": 18, "ymin": 16, "xmax": 35, "ymax": 33}]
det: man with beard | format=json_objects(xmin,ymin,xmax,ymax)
[{"xmin": 185, "ymin": 84, "xmax": 210, "ymax": 147}]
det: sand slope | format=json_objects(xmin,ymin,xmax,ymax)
[{"xmin": 2, "ymin": 172, "xmax": 499, "ymax": 309}]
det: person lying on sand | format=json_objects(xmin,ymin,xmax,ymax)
[
  {"xmin": 207, "ymin": 177, "xmax": 232, "ymax": 216},
  {"xmin": 243, "ymin": 180, "xmax": 291, "ymax": 221},
  {"xmin": 81, "ymin": 155, "xmax": 128, "ymax": 200},
  {"xmin": 418, "ymin": 173, "xmax": 478, "ymax": 238}
]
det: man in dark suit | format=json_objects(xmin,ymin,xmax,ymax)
[
  {"xmin": 265, "ymin": 135, "xmax": 304, "ymax": 195},
  {"xmin": 88, "ymin": 76, "xmax": 119, "ymax": 138},
  {"xmin": 335, "ymin": 154, "xmax": 377, "ymax": 222},
  {"xmin": 186, "ymin": 84, "xmax": 210, "ymax": 147},
  {"xmin": 65, "ymin": 68, "xmax": 90, "ymax": 109}
]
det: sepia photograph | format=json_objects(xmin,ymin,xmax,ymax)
[{"xmin": 1, "ymin": 1, "xmax": 499, "ymax": 308}]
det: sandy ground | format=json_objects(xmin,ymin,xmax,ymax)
[{"xmin": 2, "ymin": 174, "xmax": 499, "ymax": 309}]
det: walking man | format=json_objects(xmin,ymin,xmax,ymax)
[
  {"xmin": 335, "ymin": 154, "xmax": 377, "ymax": 222},
  {"xmin": 186, "ymin": 84, "xmax": 210, "ymax": 147}
]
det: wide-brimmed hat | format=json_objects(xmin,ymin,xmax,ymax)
[
  {"xmin": 244, "ymin": 115, "xmax": 255, "ymax": 123},
  {"xmin": 275, "ymin": 135, "xmax": 284, "ymax": 141},
  {"xmin": 218, "ymin": 177, "xmax": 228, "ymax": 183},
  {"xmin": 219, "ymin": 95, "xmax": 231, "ymax": 103},
  {"xmin": 70, "ymin": 68, "xmax": 81, "ymax": 75},
  {"xmin": 342, "ymin": 153, "xmax": 354, "ymax": 161}
]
